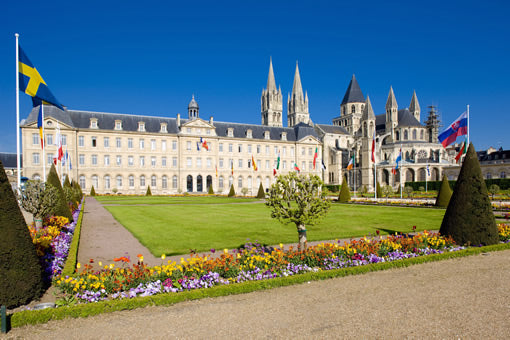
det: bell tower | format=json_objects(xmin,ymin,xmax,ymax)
[{"xmin": 261, "ymin": 58, "xmax": 283, "ymax": 127}]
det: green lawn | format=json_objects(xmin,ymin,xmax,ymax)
[
  {"xmin": 101, "ymin": 197, "xmax": 446, "ymax": 256},
  {"xmin": 95, "ymin": 195, "xmax": 260, "ymax": 205}
]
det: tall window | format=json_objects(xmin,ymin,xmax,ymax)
[
  {"xmin": 197, "ymin": 157, "xmax": 202, "ymax": 168},
  {"xmin": 79, "ymin": 154, "xmax": 85, "ymax": 165},
  {"xmin": 104, "ymin": 137, "xmax": 110, "ymax": 148},
  {"xmin": 172, "ymin": 157, "xmax": 177, "ymax": 167},
  {"xmin": 104, "ymin": 155, "xmax": 110, "ymax": 166},
  {"xmin": 129, "ymin": 175, "xmax": 134, "ymax": 188},
  {"xmin": 351, "ymin": 105, "xmax": 355, "ymax": 113},
  {"xmin": 47, "ymin": 153, "xmax": 54, "ymax": 165},
  {"xmin": 162, "ymin": 156, "xmax": 167, "ymax": 166},
  {"xmin": 78, "ymin": 136, "xmax": 84, "ymax": 147},
  {"xmin": 92, "ymin": 175, "xmax": 98, "ymax": 189},
  {"xmin": 104, "ymin": 176, "xmax": 110, "ymax": 189},
  {"xmin": 187, "ymin": 141, "xmax": 192, "ymax": 150},
  {"xmin": 139, "ymin": 139, "xmax": 145, "ymax": 149},
  {"xmin": 91, "ymin": 154, "xmax": 98, "ymax": 165},
  {"xmin": 172, "ymin": 175, "xmax": 177, "ymax": 189},
  {"xmin": 187, "ymin": 157, "xmax": 192, "ymax": 168},
  {"xmin": 257, "ymin": 145, "xmax": 261, "ymax": 153},
  {"xmin": 238, "ymin": 144, "xmax": 242, "ymax": 153},
  {"xmin": 128, "ymin": 156, "xmax": 133, "ymax": 166},
  {"xmin": 128, "ymin": 138, "xmax": 133, "ymax": 149},
  {"xmin": 140, "ymin": 156, "xmax": 145, "ymax": 167},
  {"xmin": 116, "ymin": 137, "xmax": 121, "ymax": 148},
  {"xmin": 91, "ymin": 137, "xmax": 96, "ymax": 147},
  {"xmin": 238, "ymin": 177, "xmax": 243, "ymax": 188},
  {"xmin": 46, "ymin": 134, "xmax": 53, "ymax": 146},
  {"xmin": 32, "ymin": 133, "xmax": 39, "ymax": 145},
  {"xmin": 207, "ymin": 158, "xmax": 211, "ymax": 168},
  {"xmin": 219, "ymin": 158, "xmax": 224, "ymax": 168},
  {"xmin": 162, "ymin": 176, "xmax": 168, "ymax": 189},
  {"xmin": 219, "ymin": 143, "xmax": 224, "ymax": 152},
  {"xmin": 266, "ymin": 146, "xmax": 269, "ymax": 155},
  {"xmin": 162, "ymin": 140, "xmax": 167, "ymax": 151},
  {"xmin": 151, "ymin": 175, "xmax": 157, "ymax": 187},
  {"xmin": 172, "ymin": 140, "xmax": 177, "ymax": 150},
  {"xmin": 61, "ymin": 135, "xmax": 67, "ymax": 146},
  {"xmin": 116, "ymin": 155, "xmax": 122, "ymax": 166},
  {"xmin": 79, "ymin": 175, "xmax": 86, "ymax": 189},
  {"xmin": 151, "ymin": 156, "xmax": 156, "ymax": 167},
  {"xmin": 219, "ymin": 176, "xmax": 224, "ymax": 189},
  {"xmin": 32, "ymin": 153, "xmax": 40, "ymax": 165},
  {"xmin": 151, "ymin": 139, "xmax": 156, "ymax": 151},
  {"xmin": 229, "ymin": 144, "xmax": 233, "ymax": 152},
  {"xmin": 116, "ymin": 175, "xmax": 122, "ymax": 188},
  {"xmin": 140, "ymin": 175, "xmax": 146, "ymax": 187}
]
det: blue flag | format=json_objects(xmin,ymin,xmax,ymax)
[{"xmin": 395, "ymin": 149, "xmax": 402, "ymax": 170}]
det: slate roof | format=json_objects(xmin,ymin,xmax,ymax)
[
  {"xmin": 397, "ymin": 109, "xmax": 422, "ymax": 127},
  {"xmin": 477, "ymin": 148, "xmax": 510, "ymax": 163},
  {"xmin": 315, "ymin": 124, "xmax": 349, "ymax": 135},
  {"xmin": 23, "ymin": 106, "xmax": 318, "ymax": 142},
  {"xmin": 0, "ymin": 153, "xmax": 20, "ymax": 168},
  {"xmin": 341, "ymin": 75, "xmax": 365, "ymax": 105}
]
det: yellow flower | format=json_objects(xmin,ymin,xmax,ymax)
[
  {"xmin": 279, "ymin": 243, "xmax": 284, "ymax": 249},
  {"xmin": 223, "ymin": 248, "xmax": 228, "ymax": 254},
  {"xmin": 161, "ymin": 254, "xmax": 166, "ymax": 260},
  {"xmin": 76, "ymin": 262, "xmax": 81, "ymax": 269},
  {"xmin": 109, "ymin": 263, "xmax": 114, "ymax": 269},
  {"xmin": 98, "ymin": 261, "xmax": 102, "ymax": 267}
]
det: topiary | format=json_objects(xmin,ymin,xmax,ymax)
[
  {"xmin": 72, "ymin": 179, "xmax": 83, "ymax": 201},
  {"xmin": 439, "ymin": 143, "xmax": 499, "ymax": 246},
  {"xmin": 208, "ymin": 185, "xmax": 214, "ymax": 195},
  {"xmin": 146, "ymin": 185, "xmax": 152, "ymax": 196},
  {"xmin": 228, "ymin": 184, "xmax": 236, "ymax": 197},
  {"xmin": 0, "ymin": 160, "xmax": 44, "ymax": 308},
  {"xmin": 63, "ymin": 175, "xmax": 72, "ymax": 189},
  {"xmin": 256, "ymin": 183, "xmax": 265, "ymax": 199},
  {"xmin": 338, "ymin": 175, "xmax": 351, "ymax": 203},
  {"xmin": 376, "ymin": 182, "xmax": 382, "ymax": 199},
  {"xmin": 90, "ymin": 185, "xmax": 96, "ymax": 196},
  {"xmin": 46, "ymin": 164, "xmax": 73, "ymax": 222},
  {"xmin": 435, "ymin": 174, "xmax": 452, "ymax": 207}
]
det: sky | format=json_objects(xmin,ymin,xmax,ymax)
[{"xmin": 1, "ymin": 0, "xmax": 509, "ymax": 154}]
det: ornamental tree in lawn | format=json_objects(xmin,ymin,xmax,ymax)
[
  {"xmin": 435, "ymin": 174, "xmax": 452, "ymax": 207},
  {"xmin": 90, "ymin": 185, "xmax": 96, "ymax": 196},
  {"xmin": 338, "ymin": 174, "xmax": 351, "ymax": 203},
  {"xmin": 228, "ymin": 184, "xmax": 236, "ymax": 197},
  {"xmin": 208, "ymin": 184, "xmax": 214, "ymax": 195},
  {"xmin": 266, "ymin": 173, "xmax": 331, "ymax": 251},
  {"xmin": 16, "ymin": 180, "xmax": 59, "ymax": 229},
  {"xmin": 376, "ymin": 182, "xmax": 383, "ymax": 199},
  {"xmin": 439, "ymin": 143, "xmax": 499, "ymax": 245},
  {"xmin": 46, "ymin": 164, "xmax": 73, "ymax": 222},
  {"xmin": 0, "ymin": 160, "xmax": 44, "ymax": 308},
  {"xmin": 146, "ymin": 185, "xmax": 152, "ymax": 196},
  {"xmin": 256, "ymin": 183, "xmax": 265, "ymax": 198}
]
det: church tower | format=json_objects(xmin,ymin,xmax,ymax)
[
  {"xmin": 261, "ymin": 58, "xmax": 283, "ymax": 127},
  {"xmin": 361, "ymin": 96, "xmax": 376, "ymax": 191},
  {"xmin": 287, "ymin": 62, "xmax": 311, "ymax": 127},
  {"xmin": 333, "ymin": 75, "xmax": 365, "ymax": 135},
  {"xmin": 409, "ymin": 90, "xmax": 421, "ymax": 122},
  {"xmin": 188, "ymin": 95, "xmax": 199, "ymax": 119},
  {"xmin": 385, "ymin": 86, "xmax": 398, "ymax": 140}
]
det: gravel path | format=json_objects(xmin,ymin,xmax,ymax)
[{"xmin": 4, "ymin": 249, "xmax": 510, "ymax": 339}]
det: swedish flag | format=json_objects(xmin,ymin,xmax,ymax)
[{"xmin": 18, "ymin": 46, "xmax": 64, "ymax": 110}]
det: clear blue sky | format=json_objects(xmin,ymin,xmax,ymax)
[{"xmin": 1, "ymin": 0, "xmax": 509, "ymax": 153}]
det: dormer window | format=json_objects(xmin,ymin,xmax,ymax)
[
  {"xmin": 227, "ymin": 128, "xmax": 234, "ymax": 137},
  {"xmin": 90, "ymin": 118, "xmax": 98, "ymax": 129},
  {"xmin": 115, "ymin": 120, "xmax": 122, "ymax": 130},
  {"xmin": 138, "ymin": 122, "xmax": 145, "ymax": 132},
  {"xmin": 246, "ymin": 129, "xmax": 253, "ymax": 138},
  {"xmin": 351, "ymin": 105, "xmax": 356, "ymax": 114},
  {"xmin": 264, "ymin": 131, "xmax": 270, "ymax": 140},
  {"xmin": 281, "ymin": 132, "xmax": 287, "ymax": 141},
  {"xmin": 160, "ymin": 123, "xmax": 167, "ymax": 133}
]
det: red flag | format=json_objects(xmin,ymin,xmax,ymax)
[
  {"xmin": 273, "ymin": 168, "xmax": 277, "ymax": 176},
  {"xmin": 371, "ymin": 133, "xmax": 376, "ymax": 162}
]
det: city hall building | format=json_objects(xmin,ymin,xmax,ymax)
[{"xmin": 21, "ymin": 60, "xmax": 459, "ymax": 195}]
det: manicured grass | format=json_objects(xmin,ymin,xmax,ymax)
[
  {"xmin": 102, "ymin": 197, "xmax": 446, "ymax": 255},
  {"xmin": 95, "ymin": 195, "xmax": 260, "ymax": 205}
]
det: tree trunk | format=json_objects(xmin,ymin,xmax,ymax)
[
  {"xmin": 297, "ymin": 224, "xmax": 307, "ymax": 251},
  {"xmin": 33, "ymin": 215, "xmax": 43, "ymax": 231}
]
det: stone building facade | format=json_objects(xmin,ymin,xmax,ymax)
[{"xmin": 21, "ymin": 60, "xmax": 459, "ymax": 194}]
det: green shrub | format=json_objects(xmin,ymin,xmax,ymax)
[
  {"xmin": 46, "ymin": 164, "xmax": 73, "ymax": 222},
  {"xmin": 338, "ymin": 175, "xmax": 350, "ymax": 203},
  {"xmin": 90, "ymin": 185, "xmax": 96, "ymax": 196},
  {"xmin": 404, "ymin": 186, "xmax": 414, "ymax": 198},
  {"xmin": 63, "ymin": 175, "xmax": 72, "ymax": 189},
  {"xmin": 435, "ymin": 174, "xmax": 452, "ymax": 207},
  {"xmin": 0, "ymin": 160, "xmax": 44, "ymax": 308},
  {"xmin": 440, "ymin": 143, "xmax": 499, "ymax": 246},
  {"xmin": 376, "ymin": 182, "xmax": 382, "ymax": 198},
  {"xmin": 146, "ymin": 186, "xmax": 152, "ymax": 196},
  {"xmin": 256, "ymin": 183, "xmax": 265, "ymax": 198},
  {"xmin": 208, "ymin": 184, "xmax": 214, "ymax": 195},
  {"xmin": 488, "ymin": 184, "xmax": 500, "ymax": 199},
  {"xmin": 228, "ymin": 184, "xmax": 236, "ymax": 197}
]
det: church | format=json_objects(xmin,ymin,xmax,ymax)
[{"xmin": 20, "ymin": 60, "xmax": 454, "ymax": 195}]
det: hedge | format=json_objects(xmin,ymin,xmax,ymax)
[
  {"xmin": 3, "ymin": 241, "xmax": 510, "ymax": 330},
  {"xmin": 406, "ymin": 178, "xmax": 510, "ymax": 191},
  {"xmin": 61, "ymin": 199, "xmax": 85, "ymax": 277}
]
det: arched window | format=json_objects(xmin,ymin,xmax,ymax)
[
  {"xmin": 172, "ymin": 175, "xmax": 178, "ymax": 189},
  {"xmin": 247, "ymin": 176, "xmax": 252, "ymax": 190},
  {"xmin": 187, "ymin": 175, "xmax": 193, "ymax": 192},
  {"xmin": 151, "ymin": 175, "xmax": 157, "ymax": 187},
  {"xmin": 162, "ymin": 175, "xmax": 168, "ymax": 189},
  {"xmin": 116, "ymin": 175, "xmax": 122, "ymax": 188},
  {"xmin": 404, "ymin": 130, "xmax": 408, "ymax": 140},
  {"xmin": 351, "ymin": 105, "xmax": 355, "ymax": 114},
  {"xmin": 197, "ymin": 175, "xmax": 203, "ymax": 192},
  {"xmin": 140, "ymin": 175, "xmax": 145, "ymax": 187},
  {"xmin": 219, "ymin": 176, "xmax": 224, "ymax": 189},
  {"xmin": 79, "ymin": 175, "xmax": 86, "ymax": 189},
  {"xmin": 238, "ymin": 176, "xmax": 243, "ymax": 189},
  {"xmin": 396, "ymin": 131, "xmax": 400, "ymax": 141},
  {"xmin": 420, "ymin": 130, "xmax": 424, "ymax": 140},
  {"xmin": 129, "ymin": 175, "xmax": 134, "ymax": 188},
  {"xmin": 265, "ymin": 177, "xmax": 270, "ymax": 189},
  {"xmin": 256, "ymin": 177, "xmax": 261, "ymax": 188},
  {"xmin": 412, "ymin": 129, "xmax": 417, "ymax": 140},
  {"xmin": 104, "ymin": 175, "xmax": 110, "ymax": 189},
  {"xmin": 92, "ymin": 175, "xmax": 98, "ymax": 189},
  {"xmin": 206, "ymin": 175, "xmax": 212, "ymax": 191},
  {"xmin": 229, "ymin": 176, "xmax": 233, "ymax": 187}
]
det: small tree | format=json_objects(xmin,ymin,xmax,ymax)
[
  {"xmin": 404, "ymin": 186, "xmax": 414, "ymax": 198},
  {"xmin": 418, "ymin": 186, "xmax": 425, "ymax": 192},
  {"xmin": 90, "ymin": 185, "xmax": 96, "ymax": 196},
  {"xmin": 0, "ymin": 160, "xmax": 44, "ymax": 308},
  {"xmin": 360, "ymin": 185, "xmax": 368, "ymax": 197},
  {"xmin": 382, "ymin": 185, "xmax": 393, "ymax": 200},
  {"xmin": 16, "ymin": 180, "xmax": 59, "ymax": 229},
  {"xmin": 63, "ymin": 175, "xmax": 72, "ymax": 189},
  {"xmin": 241, "ymin": 187, "xmax": 249, "ymax": 196},
  {"xmin": 146, "ymin": 185, "xmax": 152, "ymax": 196},
  {"xmin": 435, "ymin": 174, "xmax": 452, "ymax": 207},
  {"xmin": 256, "ymin": 183, "xmax": 265, "ymax": 199},
  {"xmin": 488, "ymin": 184, "xmax": 500, "ymax": 200},
  {"xmin": 46, "ymin": 164, "xmax": 73, "ymax": 222},
  {"xmin": 266, "ymin": 173, "xmax": 331, "ymax": 251},
  {"xmin": 208, "ymin": 185, "xmax": 214, "ymax": 195},
  {"xmin": 338, "ymin": 174, "xmax": 351, "ymax": 203},
  {"xmin": 228, "ymin": 184, "xmax": 236, "ymax": 197},
  {"xmin": 376, "ymin": 182, "xmax": 382, "ymax": 199}
]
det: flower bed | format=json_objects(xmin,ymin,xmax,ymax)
[
  {"xmin": 52, "ymin": 226, "xmax": 509, "ymax": 304},
  {"xmin": 27, "ymin": 202, "xmax": 83, "ymax": 283}
]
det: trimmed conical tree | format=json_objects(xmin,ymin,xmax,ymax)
[
  {"xmin": 435, "ymin": 174, "xmax": 452, "ymax": 207},
  {"xmin": 146, "ymin": 185, "xmax": 152, "ymax": 196},
  {"xmin": 439, "ymin": 143, "xmax": 499, "ymax": 246},
  {"xmin": 256, "ymin": 183, "xmax": 265, "ymax": 199},
  {"xmin": 63, "ymin": 175, "xmax": 72, "ymax": 189},
  {"xmin": 46, "ymin": 164, "xmax": 73, "ymax": 222},
  {"xmin": 228, "ymin": 184, "xmax": 236, "ymax": 197},
  {"xmin": 376, "ymin": 182, "xmax": 382, "ymax": 198},
  {"xmin": 208, "ymin": 184, "xmax": 214, "ymax": 195},
  {"xmin": 0, "ymin": 160, "xmax": 44, "ymax": 308},
  {"xmin": 72, "ymin": 179, "xmax": 83, "ymax": 200},
  {"xmin": 338, "ymin": 175, "xmax": 351, "ymax": 203},
  {"xmin": 90, "ymin": 185, "xmax": 96, "ymax": 196}
]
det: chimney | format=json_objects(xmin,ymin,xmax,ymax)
[
  {"xmin": 176, "ymin": 113, "xmax": 181, "ymax": 127},
  {"xmin": 209, "ymin": 116, "xmax": 214, "ymax": 125}
]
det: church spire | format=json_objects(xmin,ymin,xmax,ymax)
[
  {"xmin": 287, "ymin": 61, "xmax": 310, "ymax": 127},
  {"xmin": 362, "ymin": 95, "xmax": 375, "ymax": 121},
  {"xmin": 409, "ymin": 90, "xmax": 421, "ymax": 121},
  {"xmin": 385, "ymin": 86, "xmax": 399, "ymax": 139},
  {"xmin": 267, "ymin": 57, "xmax": 276, "ymax": 92},
  {"xmin": 261, "ymin": 58, "xmax": 282, "ymax": 127},
  {"xmin": 291, "ymin": 61, "xmax": 304, "ymax": 100},
  {"xmin": 341, "ymin": 74, "xmax": 365, "ymax": 105},
  {"xmin": 385, "ymin": 86, "xmax": 398, "ymax": 110}
]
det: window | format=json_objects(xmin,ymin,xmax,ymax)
[
  {"xmin": 91, "ymin": 154, "xmax": 97, "ymax": 165},
  {"xmin": 32, "ymin": 133, "xmax": 39, "ymax": 145},
  {"xmin": 283, "ymin": 160, "xmax": 287, "ymax": 169},
  {"xmin": 197, "ymin": 157, "xmax": 202, "ymax": 168},
  {"xmin": 248, "ymin": 144, "xmax": 252, "ymax": 153},
  {"xmin": 79, "ymin": 175, "xmax": 86, "ymax": 189},
  {"xmin": 187, "ymin": 128, "xmax": 191, "ymax": 133},
  {"xmin": 206, "ymin": 129, "xmax": 210, "ymax": 135},
  {"xmin": 351, "ymin": 105, "xmax": 355, "ymax": 113},
  {"xmin": 139, "ymin": 139, "xmax": 145, "ymax": 149},
  {"xmin": 238, "ymin": 177, "xmax": 243, "ymax": 188},
  {"xmin": 79, "ymin": 154, "xmax": 85, "ymax": 165},
  {"xmin": 228, "ymin": 128, "xmax": 234, "ymax": 137},
  {"xmin": 404, "ymin": 130, "xmax": 408, "ymax": 140},
  {"xmin": 91, "ymin": 137, "xmax": 97, "ymax": 147},
  {"xmin": 140, "ymin": 156, "xmax": 145, "ymax": 167},
  {"xmin": 207, "ymin": 158, "xmax": 211, "ymax": 168},
  {"xmin": 138, "ymin": 122, "xmax": 145, "ymax": 132},
  {"xmin": 172, "ymin": 157, "xmax": 177, "ymax": 167},
  {"xmin": 302, "ymin": 161, "xmax": 306, "ymax": 170},
  {"xmin": 187, "ymin": 157, "xmax": 192, "ymax": 168},
  {"xmin": 103, "ymin": 155, "xmax": 109, "ymax": 166},
  {"xmin": 129, "ymin": 175, "xmax": 134, "ymax": 188},
  {"xmin": 61, "ymin": 135, "xmax": 67, "ymax": 146},
  {"xmin": 248, "ymin": 159, "xmax": 251, "ymax": 168},
  {"xmin": 264, "ymin": 131, "xmax": 270, "ymax": 140},
  {"xmin": 500, "ymin": 171, "xmax": 506, "ymax": 179},
  {"xmin": 219, "ymin": 158, "xmax": 224, "ymax": 168},
  {"xmin": 301, "ymin": 148, "xmax": 305, "ymax": 156},
  {"xmin": 266, "ymin": 160, "xmax": 270, "ymax": 169},
  {"xmin": 116, "ymin": 175, "xmax": 122, "ymax": 188},
  {"xmin": 420, "ymin": 130, "xmax": 424, "ymax": 140},
  {"xmin": 162, "ymin": 140, "xmax": 167, "ymax": 151},
  {"xmin": 116, "ymin": 138, "xmax": 121, "ymax": 148},
  {"xmin": 46, "ymin": 134, "xmax": 53, "ymax": 146},
  {"xmin": 92, "ymin": 176, "xmax": 98, "ymax": 189},
  {"xmin": 229, "ymin": 144, "xmax": 233, "ymax": 152},
  {"xmin": 412, "ymin": 129, "xmax": 417, "ymax": 140},
  {"xmin": 283, "ymin": 147, "xmax": 286, "ymax": 156},
  {"xmin": 238, "ymin": 159, "xmax": 242, "ymax": 168},
  {"xmin": 162, "ymin": 156, "xmax": 167, "ymax": 166},
  {"xmin": 486, "ymin": 172, "xmax": 492, "ymax": 179},
  {"xmin": 151, "ymin": 139, "xmax": 156, "ymax": 151},
  {"xmin": 128, "ymin": 156, "xmax": 133, "ymax": 166},
  {"xmin": 160, "ymin": 123, "xmax": 167, "ymax": 133},
  {"xmin": 274, "ymin": 146, "xmax": 279, "ymax": 155},
  {"xmin": 172, "ymin": 175, "xmax": 177, "ymax": 189},
  {"xmin": 104, "ymin": 176, "xmax": 110, "ymax": 189},
  {"xmin": 247, "ymin": 130, "xmax": 252, "ymax": 138},
  {"xmin": 291, "ymin": 147, "xmax": 295, "ymax": 156},
  {"xmin": 281, "ymin": 132, "xmax": 287, "ymax": 141},
  {"xmin": 238, "ymin": 144, "xmax": 242, "ymax": 153},
  {"xmin": 151, "ymin": 156, "xmax": 156, "ymax": 167},
  {"xmin": 162, "ymin": 176, "xmax": 168, "ymax": 189},
  {"xmin": 104, "ymin": 137, "xmax": 110, "ymax": 148},
  {"xmin": 47, "ymin": 153, "xmax": 54, "ymax": 165},
  {"xmin": 172, "ymin": 140, "xmax": 177, "ymax": 150},
  {"xmin": 128, "ymin": 138, "xmax": 133, "ymax": 149},
  {"xmin": 115, "ymin": 120, "xmax": 122, "ymax": 130},
  {"xmin": 219, "ymin": 176, "xmax": 224, "ymax": 189},
  {"xmin": 32, "ymin": 153, "xmax": 40, "ymax": 165},
  {"xmin": 151, "ymin": 175, "xmax": 157, "ymax": 187},
  {"xmin": 116, "ymin": 155, "xmax": 122, "ymax": 166},
  {"xmin": 140, "ymin": 175, "xmax": 146, "ymax": 187},
  {"xmin": 308, "ymin": 148, "xmax": 312, "ymax": 156},
  {"xmin": 265, "ymin": 146, "xmax": 270, "ymax": 155},
  {"xmin": 187, "ymin": 141, "xmax": 192, "ymax": 150},
  {"xmin": 229, "ymin": 176, "xmax": 233, "ymax": 187},
  {"xmin": 257, "ymin": 145, "xmax": 261, "ymax": 154},
  {"xmin": 309, "ymin": 161, "xmax": 312, "ymax": 170},
  {"xmin": 90, "ymin": 119, "xmax": 98, "ymax": 128}
]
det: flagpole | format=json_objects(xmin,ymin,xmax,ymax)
[
  {"xmin": 353, "ymin": 151, "xmax": 356, "ymax": 197},
  {"xmin": 425, "ymin": 163, "xmax": 428, "ymax": 193},
  {"xmin": 400, "ymin": 144, "xmax": 403, "ymax": 199},
  {"xmin": 42, "ymin": 105, "xmax": 46, "ymax": 181},
  {"xmin": 467, "ymin": 104, "xmax": 470, "ymax": 145},
  {"xmin": 15, "ymin": 33, "xmax": 21, "ymax": 190}
]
